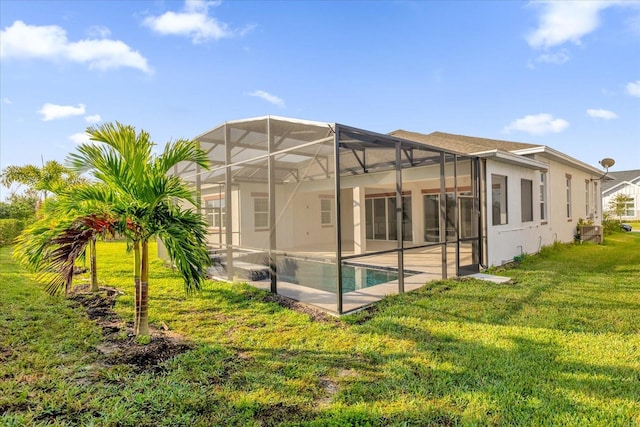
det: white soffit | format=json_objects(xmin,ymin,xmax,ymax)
[
  {"xmin": 512, "ymin": 146, "xmax": 602, "ymax": 175},
  {"xmin": 473, "ymin": 149, "xmax": 549, "ymax": 171}
]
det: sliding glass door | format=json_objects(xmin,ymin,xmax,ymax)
[{"xmin": 365, "ymin": 196, "xmax": 412, "ymax": 241}]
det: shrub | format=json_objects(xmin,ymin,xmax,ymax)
[
  {"xmin": 602, "ymin": 211, "xmax": 622, "ymax": 234},
  {"xmin": 0, "ymin": 219, "xmax": 24, "ymax": 247}
]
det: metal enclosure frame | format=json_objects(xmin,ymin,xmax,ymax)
[{"xmin": 176, "ymin": 116, "xmax": 482, "ymax": 314}]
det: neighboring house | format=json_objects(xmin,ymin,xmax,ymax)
[
  {"xmin": 601, "ymin": 170, "xmax": 640, "ymax": 220},
  {"xmin": 170, "ymin": 116, "xmax": 604, "ymax": 314}
]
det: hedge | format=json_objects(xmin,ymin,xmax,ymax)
[{"xmin": 0, "ymin": 219, "xmax": 24, "ymax": 247}]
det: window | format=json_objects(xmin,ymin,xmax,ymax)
[
  {"xmin": 424, "ymin": 194, "xmax": 440, "ymax": 241},
  {"xmin": 585, "ymin": 180, "xmax": 590, "ymax": 216},
  {"xmin": 373, "ymin": 198, "xmax": 386, "ymax": 239},
  {"xmin": 423, "ymin": 193, "xmax": 456, "ymax": 241},
  {"xmin": 539, "ymin": 172, "xmax": 547, "ymax": 222},
  {"xmin": 521, "ymin": 179, "xmax": 533, "ymax": 222},
  {"xmin": 492, "ymin": 174, "xmax": 508, "ymax": 225},
  {"xmin": 254, "ymin": 197, "xmax": 268, "ymax": 229},
  {"xmin": 365, "ymin": 195, "xmax": 412, "ymax": 241},
  {"xmin": 624, "ymin": 198, "xmax": 635, "ymax": 217},
  {"xmin": 204, "ymin": 197, "xmax": 225, "ymax": 228},
  {"xmin": 320, "ymin": 198, "xmax": 332, "ymax": 226},
  {"xmin": 387, "ymin": 198, "xmax": 397, "ymax": 240},
  {"xmin": 566, "ymin": 174, "xmax": 572, "ymax": 219},
  {"xmin": 593, "ymin": 182, "xmax": 598, "ymax": 216},
  {"xmin": 365, "ymin": 199, "xmax": 373, "ymax": 239},
  {"xmin": 402, "ymin": 196, "xmax": 413, "ymax": 241}
]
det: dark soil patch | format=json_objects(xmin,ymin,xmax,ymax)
[
  {"xmin": 261, "ymin": 293, "xmax": 342, "ymax": 324},
  {"xmin": 68, "ymin": 285, "xmax": 193, "ymax": 372},
  {"xmin": 254, "ymin": 402, "xmax": 314, "ymax": 426}
]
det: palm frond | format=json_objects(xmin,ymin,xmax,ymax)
[
  {"xmin": 13, "ymin": 216, "xmax": 74, "ymax": 271},
  {"xmin": 43, "ymin": 226, "xmax": 95, "ymax": 295},
  {"xmin": 38, "ymin": 214, "xmax": 118, "ymax": 295},
  {"xmin": 152, "ymin": 204, "xmax": 211, "ymax": 293},
  {"xmin": 155, "ymin": 138, "xmax": 210, "ymax": 174}
]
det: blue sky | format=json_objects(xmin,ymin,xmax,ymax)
[{"xmin": 1, "ymin": 0, "xmax": 639, "ymax": 198}]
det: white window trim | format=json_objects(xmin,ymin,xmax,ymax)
[{"xmin": 254, "ymin": 197, "xmax": 269, "ymax": 229}]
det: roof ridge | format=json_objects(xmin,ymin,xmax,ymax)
[{"xmin": 427, "ymin": 131, "xmax": 541, "ymax": 148}]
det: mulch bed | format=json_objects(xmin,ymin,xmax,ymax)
[{"xmin": 68, "ymin": 285, "xmax": 192, "ymax": 372}]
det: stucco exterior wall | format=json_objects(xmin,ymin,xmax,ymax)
[
  {"xmin": 484, "ymin": 155, "xmax": 603, "ymax": 266},
  {"xmin": 484, "ymin": 160, "xmax": 543, "ymax": 266}
]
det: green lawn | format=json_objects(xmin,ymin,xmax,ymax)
[
  {"xmin": 1, "ymin": 233, "xmax": 639, "ymax": 426},
  {"xmin": 625, "ymin": 220, "xmax": 639, "ymax": 230}
]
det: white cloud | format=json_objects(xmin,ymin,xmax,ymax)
[
  {"xmin": 38, "ymin": 103, "xmax": 86, "ymax": 121},
  {"xmin": 1, "ymin": 97, "xmax": 11, "ymax": 104},
  {"xmin": 535, "ymin": 49, "xmax": 570, "ymax": 64},
  {"xmin": 143, "ymin": 0, "xmax": 252, "ymax": 43},
  {"xmin": 84, "ymin": 114, "xmax": 102, "ymax": 123},
  {"xmin": 503, "ymin": 113, "xmax": 569, "ymax": 135},
  {"xmin": 587, "ymin": 108, "xmax": 618, "ymax": 120},
  {"xmin": 87, "ymin": 25, "xmax": 111, "ymax": 39},
  {"xmin": 248, "ymin": 90, "xmax": 285, "ymax": 108},
  {"xmin": 69, "ymin": 132, "xmax": 91, "ymax": 145},
  {"xmin": 67, "ymin": 39, "xmax": 151, "ymax": 72},
  {"xmin": 0, "ymin": 20, "xmax": 151, "ymax": 73},
  {"xmin": 626, "ymin": 80, "xmax": 640, "ymax": 97},
  {"xmin": 526, "ymin": 1, "xmax": 613, "ymax": 50}
]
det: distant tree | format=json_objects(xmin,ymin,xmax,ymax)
[
  {"xmin": 608, "ymin": 194, "xmax": 634, "ymax": 220},
  {"xmin": 0, "ymin": 192, "xmax": 40, "ymax": 221},
  {"xmin": 6, "ymin": 164, "xmax": 101, "ymax": 292},
  {"xmin": 1, "ymin": 160, "xmax": 86, "ymax": 202}
]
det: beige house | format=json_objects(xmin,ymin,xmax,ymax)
[
  {"xmin": 171, "ymin": 116, "xmax": 604, "ymax": 314},
  {"xmin": 392, "ymin": 130, "xmax": 605, "ymax": 265}
]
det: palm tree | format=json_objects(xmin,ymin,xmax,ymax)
[
  {"xmin": 4, "ymin": 160, "xmax": 109, "ymax": 292},
  {"xmin": 1, "ymin": 160, "xmax": 86, "ymax": 202},
  {"xmin": 13, "ymin": 200, "xmax": 115, "ymax": 295},
  {"xmin": 66, "ymin": 122, "xmax": 211, "ymax": 336}
]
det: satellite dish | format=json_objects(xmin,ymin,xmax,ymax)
[{"xmin": 599, "ymin": 158, "xmax": 615, "ymax": 169}]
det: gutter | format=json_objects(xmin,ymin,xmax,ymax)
[
  {"xmin": 511, "ymin": 146, "xmax": 602, "ymax": 175},
  {"xmin": 471, "ymin": 149, "xmax": 549, "ymax": 171}
]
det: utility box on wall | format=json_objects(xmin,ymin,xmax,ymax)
[{"xmin": 580, "ymin": 225, "xmax": 602, "ymax": 244}]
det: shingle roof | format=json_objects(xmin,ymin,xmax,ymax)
[
  {"xmin": 601, "ymin": 169, "xmax": 640, "ymax": 192},
  {"xmin": 388, "ymin": 130, "xmax": 540, "ymax": 154}
]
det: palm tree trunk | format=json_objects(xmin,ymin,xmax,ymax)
[
  {"xmin": 90, "ymin": 237, "xmax": 98, "ymax": 292},
  {"xmin": 133, "ymin": 240, "xmax": 141, "ymax": 333},
  {"xmin": 135, "ymin": 239, "xmax": 150, "ymax": 336}
]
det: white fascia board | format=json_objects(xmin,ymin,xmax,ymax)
[
  {"xmin": 472, "ymin": 149, "xmax": 549, "ymax": 171},
  {"xmin": 511, "ymin": 146, "xmax": 602, "ymax": 175},
  {"xmin": 603, "ymin": 180, "xmax": 640, "ymax": 196}
]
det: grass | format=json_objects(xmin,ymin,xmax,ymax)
[
  {"xmin": 624, "ymin": 220, "xmax": 639, "ymax": 229},
  {"xmin": 1, "ymin": 232, "xmax": 640, "ymax": 426}
]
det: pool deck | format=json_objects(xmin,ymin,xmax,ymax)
[
  {"xmin": 207, "ymin": 241, "xmax": 477, "ymax": 313},
  {"xmin": 241, "ymin": 270, "xmax": 441, "ymax": 314}
]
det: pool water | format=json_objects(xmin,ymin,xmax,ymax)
[{"xmin": 277, "ymin": 258, "xmax": 410, "ymax": 294}]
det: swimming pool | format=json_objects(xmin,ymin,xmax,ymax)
[{"xmin": 277, "ymin": 257, "xmax": 412, "ymax": 294}]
